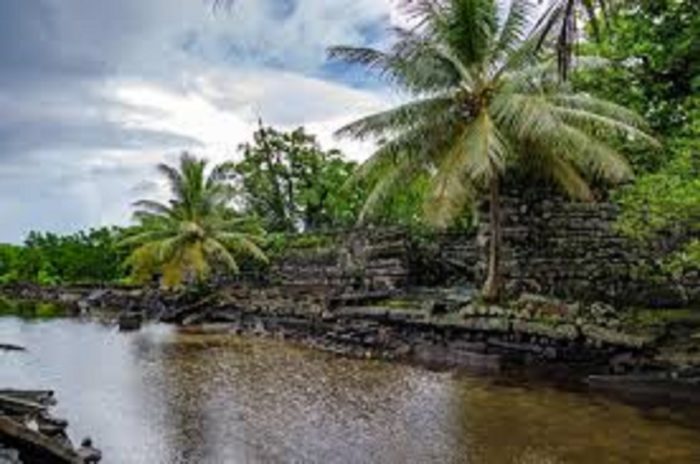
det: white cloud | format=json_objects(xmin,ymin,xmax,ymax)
[{"xmin": 0, "ymin": 0, "xmax": 411, "ymax": 242}]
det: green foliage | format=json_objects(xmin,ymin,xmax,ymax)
[
  {"xmin": 575, "ymin": 0, "xmax": 700, "ymax": 171},
  {"xmin": 0, "ymin": 297, "xmax": 67, "ymax": 319},
  {"xmin": 229, "ymin": 124, "xmax": 363, "ymax": 232},
  {"xmin": 263, "ymin": 232, "xmax": 337, "ymax": 260},
  {"xmin": 0, "ymin": 228, "xmax": 127, "ymax": 285},
  {"xmin": 616, "ymin": 145, "xmax": 700, "ymax": 274},
  {"xmin": 332, "ymin": 0, "xmax": 653, "ymax": 227},
  {"xmin": 331, "ymin": 0, "xmax": 653, "ymax": 300},
  {"xmin": 534, "ymin": 0, "xmax": 620, "ymax": 79},
  {"xmin": 617, "ymin": 148, "xmax": 700, "ymax": 240},
  {"xmin": 576, "ymin": 1, "xmax": 700, "ymax": 271},
  {"xmin": 122, "ymin": 153, "xmax": 268, "ymax": 289}
]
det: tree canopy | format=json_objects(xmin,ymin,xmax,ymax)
[
  {"xmin": 228, "ymin": 124, "xmax": 363, "ymax": 233},
  {"xmin": 122, "ymin": 153, "xmax": 268, "ymax": 289},
  {"xmin": 331, "ymin": 0, "xmax": 655, "ymax": 299},
  {"xmin": 0, "ymin": 228, "xmax": 126, "ymax": 285}
]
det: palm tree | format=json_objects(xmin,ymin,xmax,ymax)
[
  {"xmin": 536, "ymin": 0, "xmax": 619, "ymax": 79},
  {"xmin": 207, "ymin": 0, "xmax": 615, "ymax": 79},
  {"xmin": 330, "ymin": 0, "xmax": 656, "ymax": 301},
  {"xmin": 122, "ymin": 153, "xmax": 267, "ymax": 289}
]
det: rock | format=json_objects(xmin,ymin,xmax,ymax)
[
  {"xmin": 78, "ymin": 437, "xmax": 102, "ymax": 463},
  {"xmin": 460, "ymin": 317, "xmax": 510, "ymax": 333},
  {"xmin": 0, "ymin": 445, "xmax": 21, "ymax": 464},
  {"xmin": 609, "ymin": 352, "xmax": 638, "ymax": 375},
  {"xmin": 581, "ymin": 324, "xmax": 649, "ymax": 349},
  {"xmin": 118, "ymin": 313, "xmax": 142, "ymax": 332},
  {"xmin": 512, "ymin": 320, "xmax": 578, "ymax": 341},
  {"xmin": 587, "ymin": 374, "xmax": 700, "ymax": 404}
]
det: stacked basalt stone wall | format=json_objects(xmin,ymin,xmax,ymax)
[
  {"xmin": 267, "ymin": 193, "xmax": 699, "ymax": 306},
  {"xmin": 272, "ymin": 228, "xmax": 411, "ymax": 292},
  {"xmin": 476, "ymin": 188, "xmax": 700, "ymax": 306},
  {"xmin": 407, "ymin": 231, "xmax": 480, "ymax": 286}
]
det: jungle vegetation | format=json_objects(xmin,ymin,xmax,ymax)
[
  {"xmin": 120, "ymin": 154, "xmax": 269, "ymax": 289},
  {"xmin": 0, "ymin": 0, "xmax": 696, "ymax": 292},
  {"xmin": 330, "ymin": 0, "xmax": 656, "ymax": 300}
]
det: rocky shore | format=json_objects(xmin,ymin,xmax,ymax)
[{"xmin": 3, "ymin": 282, "xmax": 699, "ymax": 403}]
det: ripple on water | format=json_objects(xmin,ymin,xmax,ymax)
[{"xmin": 1, "ymin": 317, "xmax": 700, "ymax": 463}]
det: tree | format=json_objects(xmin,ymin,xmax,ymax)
[
  {"xmin": 0, "ymin": 244, "xmax": 21, "ymax": 284},
  {"xmin": 574, "ymin": 0, "xmax": 700, "ymax": 269},
  {"xmin": 0, "ymin": 229, "xmax": 127, "ymax": 285},
  {"xmin": 330, "ymin": 0, "xmax": 655, "ymax": 301},
  {"xmin": 535, "ymin": 0, "xmax": 621, "ymax": 79},
  {"xmin": 122, "ymin": 153, "xmax": 268, "ymax": 289},
  {"xmin": 230, "ymin": 123, "xmax": 362, "ymax": 232},
  {"xmin": 575, "ymin": 0, "xmax": 700, "ymax": 148}
]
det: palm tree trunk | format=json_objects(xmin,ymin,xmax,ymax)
[{"xmin": 482, "ymin": 175, "xmax": 502, "ymax": 302}]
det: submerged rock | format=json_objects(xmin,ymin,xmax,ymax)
[{"xmin": 118, "ymin": 313, "xmax": 142, "ymax": 332}]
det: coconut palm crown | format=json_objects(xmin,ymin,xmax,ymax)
[
  {"xmin": 330, "ymin": 0, "xmax": 656, "ymax": 300},
  {"xmin": 535, "ymin": 0, "xmax": 620, "ymax": 79},
  {"xmin": 122, "ymin": 153, "xmax": 267, "ymax": 289}
]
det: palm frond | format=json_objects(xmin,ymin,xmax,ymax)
[
  {"xmin": 203, "ymin": 238, "xmax": 240, "ymax": 273},
  {"xmin": 552, "ymin": 106, "xmax": 659, "ymax": 146},
  {"xmin": 357, "ymin": 157, "xmax": 419, "ymax": 223},
  {"xmin": 335, "ymin": 96, "xmax": 455, "ymax": 140},
  {"xmin": 493, "ymin": 0, "xmax": 534, "ymax": 59},
  {"xmin": 132, "ymin": 200, "xmax": 173, "ymax": 218}
]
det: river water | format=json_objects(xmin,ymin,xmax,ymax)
[{"xmin": 2, "ymin": 315, "xmax": 700, "ymax": 464}]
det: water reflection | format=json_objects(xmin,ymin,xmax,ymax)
[{"xmin": 1, "ymin": 316, "xmax": 700, "ymax": 463}]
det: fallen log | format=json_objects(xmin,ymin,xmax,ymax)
[
  {"xmin": 0, "ymin": 415, "xmax": 82, "ymax": 464},
  {"xmin": 0, "ymin": 394, "xmax": 48, "ymax": 416},
  {"xmin": 0, "ymin": 390, "xmax": 56, "ymax": 406},
  {"xmin": 0, "ymin": 343, "xmax": 25, "ymax": 352}
]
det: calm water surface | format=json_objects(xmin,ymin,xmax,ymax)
[{"xmin": 2, "ymin": 315, "xmax": 700, "ymax": 464}]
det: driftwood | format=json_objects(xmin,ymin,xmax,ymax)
[
  {"xmin": 0, "ymin": 343, "xmax": 25, "ymax": 352},
  {"xmin": 0, "ymin": 390, "xmax": 101, "ymax": 463},
  {"xmin": 0, "ymin": 416, "xmax": 82, "ymax": 463},
  {"xmin": 0, "ymin": 394, "xmax": 48, "ymax": 416},
  {"xmin": 0, "ymin": 390, "xmax": 56, "ymax": 406}
]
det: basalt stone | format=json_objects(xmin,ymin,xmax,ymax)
[
  {"xmin": 118, "ymin": 312, "xmax": 143, "ymax": 332},
  {"xmin": 581, "ymin": 324, "xmax": 650, "ymax": 349}
]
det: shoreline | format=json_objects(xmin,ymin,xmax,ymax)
[{"xmin": 2, "ymin": 283, "xmax": 699, "ymax": 405}]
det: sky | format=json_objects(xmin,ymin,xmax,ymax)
[{"xmin": 0, "ymin": 0, "xmax": 406, "ymax": 243}]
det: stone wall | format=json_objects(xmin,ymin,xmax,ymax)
[
  {"xmin": 268, "ymin": 192, "xmax": 699, "ymax": 307},
  {"xmin": 272, "ymin": 228, "xmax": 411, "ymax": 292},
  {"xmin": 476, "ymin": 189, "xmax": 700, "ymax": 306},
  {"xmin": 407, "ymin": 232, "xmax": 480, "ymax": 287}
]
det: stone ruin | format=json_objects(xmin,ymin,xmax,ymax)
[{"xmin": 269, "ymin": 192, "xmax": 699, "ymax": 307}]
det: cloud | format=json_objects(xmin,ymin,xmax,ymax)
[{"xmin": 0, "ymin": 0, "xmax": 404, "ymax": 242}]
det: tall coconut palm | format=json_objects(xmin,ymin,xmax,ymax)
[
  {"xmin": 122, "ymin": 153, "xmax": 267, "ymax": 289},
  {"xmin": 330, "ymin": 0, "xmax": 656, "ymax": 301},
  {"xmin": 536, "ymin": 0, "xmax": 620, "ymax": 79},
  {"xmin": 207, "ymin": 0, "xmax": 615, "ymax": 79}
]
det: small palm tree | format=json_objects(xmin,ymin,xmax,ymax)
[
  {"xmin": 330, "ymin": 0, "xmax": 656, "ymax": 301},
  {"xmin": 122, "ymin": 153, "xmax": 267, "ymax": 289}
]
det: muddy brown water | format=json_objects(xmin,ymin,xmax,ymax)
[{"xmin": 2, "ymin": 316, "xmax": 700, "ymax": 463}]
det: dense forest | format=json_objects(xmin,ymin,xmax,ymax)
[{"xmin": 0, "ymin": 0, "xmax": 697, "ymax": 293}]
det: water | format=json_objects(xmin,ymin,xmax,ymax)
[{"xmin": 2, "ymin": 315, "xmax": 700, "ymax": 463}]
